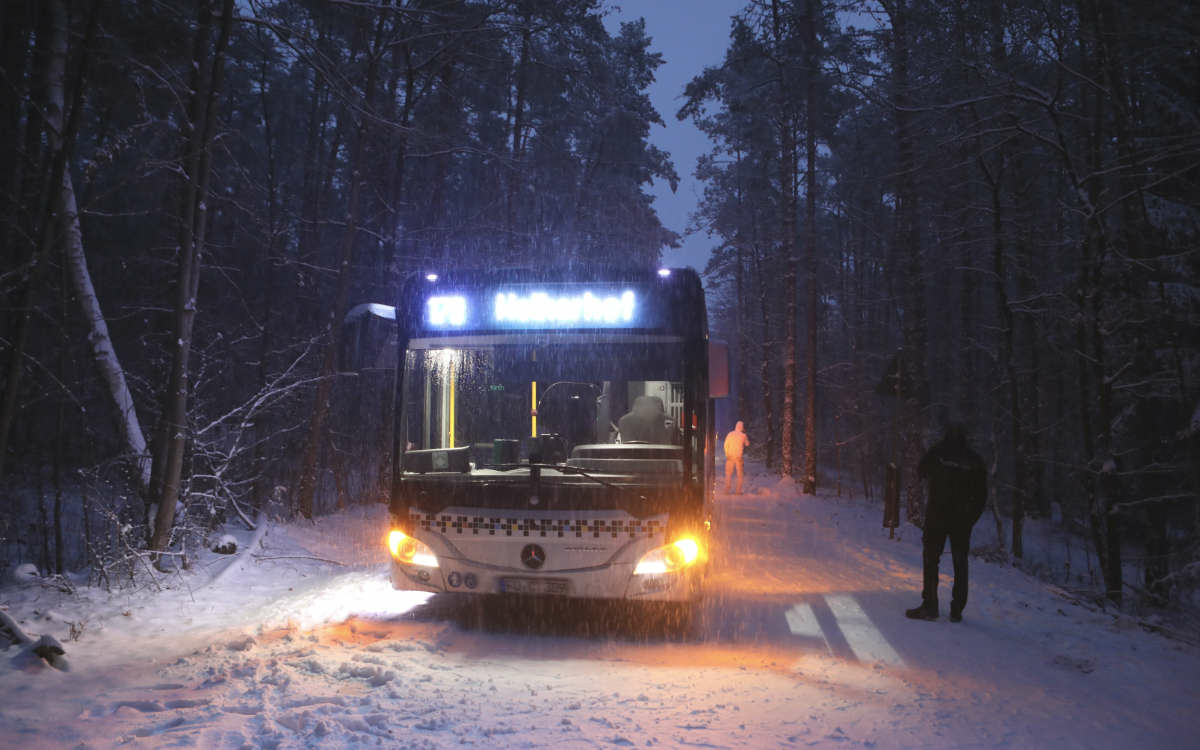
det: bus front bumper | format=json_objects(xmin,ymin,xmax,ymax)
[{"xmin": 390, "ymin": 556, "xmax": 702, "ymax": 602}]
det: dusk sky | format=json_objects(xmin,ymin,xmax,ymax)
[{"xmin": 605, "ymin": 0, "xmax": 747, "ymax": 274}]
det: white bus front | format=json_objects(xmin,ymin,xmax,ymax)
[{"xmin": 386, "ymin": 334, "xmax": 709, "ymax": 606}]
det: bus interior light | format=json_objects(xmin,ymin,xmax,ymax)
[{"xmin": 387, "ymin": 529, "xmax": 439, "ymax": 568}]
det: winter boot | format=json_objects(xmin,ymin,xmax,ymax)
[{"xmin": 905, "ymin": 603, "xmax": 938, "ymax": 621}]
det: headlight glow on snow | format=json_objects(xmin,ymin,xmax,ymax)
[
  {"xmin": 634, "ymin": 537, "xmax": 702, "ymax": 575},
  {"xmin": 387, "ymin": 529, "xmax": 439, "ymax": 568}
]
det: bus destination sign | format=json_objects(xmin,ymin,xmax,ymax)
[{"xmin": 425, "ymin": 287, "xmax": 639, "ymax": 330}]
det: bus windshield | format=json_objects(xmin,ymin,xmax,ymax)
[{"xmin": 401, "ymin": 335, "xmax": 686, "ymax": 472}]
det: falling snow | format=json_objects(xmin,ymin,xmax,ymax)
[{"xmin": 1, "ymin": 461, "xmax": 1197, "ymax": 749}]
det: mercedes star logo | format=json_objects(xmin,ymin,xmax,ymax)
[{"xmin": 520, "ymin": 544, "xmax": 546, "ymax": 570}]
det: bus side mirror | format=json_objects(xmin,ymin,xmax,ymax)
[
  {"xmin": 708, "ymin": 339, "xmax": 729, "ymax": 398},
  {"xmin": 340, "ymin": 303, "xmax": 397, "ymax": 373}
]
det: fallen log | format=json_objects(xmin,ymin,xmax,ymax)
[{"xmin": 0, "ymin": 609, "xmax": 71, "ymax": 671}]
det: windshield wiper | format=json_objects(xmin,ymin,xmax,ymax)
[{"xmin": 482, "ymin": 462, "xmax": 645, "ymax": 499}]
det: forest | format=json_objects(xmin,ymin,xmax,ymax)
[{"xmin": 1, "ymin": 0, "xmax": 1197, "ymax": 614}]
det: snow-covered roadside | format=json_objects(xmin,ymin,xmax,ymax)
[
  {"xmin": 0, "ymin": 466, "xmax": 1198, "ymax": 749},
  {"xmin": 0, "ymin": 504, "xmax": 417, "ymax": 665}
]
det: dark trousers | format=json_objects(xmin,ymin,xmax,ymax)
[{"xmin": 921, "ymin": 523, "xmax": 972, "ymax": 614}]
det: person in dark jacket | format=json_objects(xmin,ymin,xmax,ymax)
[{"xmin": 906, "ymin": 422, "xmax": 987, "ymax": 622}]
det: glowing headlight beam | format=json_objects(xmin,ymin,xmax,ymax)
[
  {"xmin": 634, "ymin": 537, "xmax": 702, "ymax": 576},
  {"xmin": 387, "ymin": 529, "xmax": 439, "ymax": 568}
]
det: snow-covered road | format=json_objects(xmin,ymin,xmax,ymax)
[{"xmin": 2, "ymin": 476, "xmax": 1198, "ymax": 749}]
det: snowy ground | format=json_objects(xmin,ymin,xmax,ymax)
[{"xmin": 2, "ymin": 463, "xmax": 1198, "ymax": 749}]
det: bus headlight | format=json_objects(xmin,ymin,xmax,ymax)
[
  {"xmin": 634, "ymin": 537, "xmax": 702, "ymax": 576},
  {"xmin": 387, "ymin": 529, "xmax": 439, "ymax": 568}
]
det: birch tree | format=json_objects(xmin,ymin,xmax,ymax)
[{"xmin": 47, "ymin": 0, "xmax": 151, "ymax": 493}]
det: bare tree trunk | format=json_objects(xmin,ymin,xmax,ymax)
[
  {"xmin": 1076, "ymin": 0, "xmax": 1122, "ymax": 605},
  {"xmin": 988, "ymin": 174, "xmax": 1025, "ymax": 558},
  {"xmin": 0, "ymin": 2, "xmax": 36, "ymax": 269},
  {"xmin": 383, "ymin": 37, "xmax": 416, "ymax": 268},
  {"xmin": 801, "ymin": 0, "xmax": 819, "ymax": 494},
  {"xmin": 150, "ymin": 0, "xmax": 236, "ymax": 554},
  {"xmin": 0, "ymin": 1, "xmax": 104, "ymax": 484},
  {"xmin": 41, "ymin": 0, "xmax": 151, "ymax": 493},
  {"xmin": 295, "ymin": 165, "xmax": 367, "ymax": 519},
  {"xmin": 886, "ymin": 0, "xmax": 929, "ymax": 524},
  {"xmin": 296, "ymin": 14, "xmax": 388, "ymax": 519},
  {"xmin": 771, "ymin": 0, "xmax": 798, "ymax": 479},
  {"xmin": 53, "ymin": 403, "xmax": 65, "ymax": 574},
  {"xmin": 37, "ymin": 472, "xmax": 50, "ymax": 575},
  {"xmin": 53, "ymin": 241, "xmax": 71, "ymax": 575},
  {"xmin": 734, "ymin": 150, "xmax": 748, "ymax": 425},
  {"xmin": 754, "ymin": 244, "xmax": 776, "ymax": 469},
  {"xmin": 1017, "ymin": 214, "xmax": 1045, "ymax": 518},
  {"xmin": 251, "ymin": 26, "xmax": 280, "ymax": 511},
  {"xmin": 296, "ymin": 66, "xmax": 335, "ymax": 305},
  {"xmin": 736, "ymin": 237, "xmax": 746, "ymax": 423},
  {"xmin": 0, "ymin": 5, "xmax": 44, "ymax": 482},
  {"xmin": 951, "ymin": 2, "xmax": 980, "ymax": 426},
  {"xmin": 505, "ymin": 16, "xmax": 531, "ymax": 261}
]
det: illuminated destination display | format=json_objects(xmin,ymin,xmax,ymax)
[
  {"xmin": 427, "ymin": 295, "xmax": 467, "ymax": 326},
  {"xmin": 494, "ymin": 290, "xmax": 635, "ymax": 325},
  {"xmin": 423, "ymin": 288, "xmax": 642, "ymax": 329},
  {"xmin": 422, "ymin": 283, "xmax": 662, "ymax": 331}
]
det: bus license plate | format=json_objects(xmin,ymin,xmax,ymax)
[{"xmin": 499, "ymin": 577, "xmax": 570, "ymax": 596}]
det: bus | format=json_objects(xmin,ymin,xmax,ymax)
[{"xmin": 348, "ymin": 267, "xmax": 727, "ymax": 620}]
